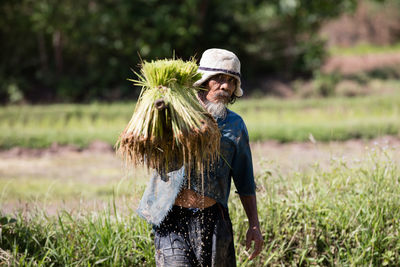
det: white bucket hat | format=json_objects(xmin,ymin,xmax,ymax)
[{"xmin": 194, "ymin": 48, "xmax": 243, "ymax": 97}]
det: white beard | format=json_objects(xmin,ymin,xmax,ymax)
[{"xmin": 203, "ymin": 100, "xmax": 227, "ymax": 119}]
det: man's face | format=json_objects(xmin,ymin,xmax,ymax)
[{"xmin": 205, "ymin": 74, "xmax": 236, "ymax": 104}]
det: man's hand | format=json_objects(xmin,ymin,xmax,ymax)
[
  {"xmin": 239, "ymin": 194, "xmax": 264, "ymax": 260},
  {"xmin": 245, "ymin": 225, "xmax": 263, "ymax": 260}
]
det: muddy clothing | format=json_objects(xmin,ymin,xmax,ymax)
[
  {"xmin": 182, "ymin": 109, "xmax": 256, "ymax": 207},
  {"xmin": 154, "ymin": 204, "xmax": 236, "ymax": 267},
  {"xmin": 137, "ymin": 109, "xmax": 255, "ymax": 266},
  {"xmin": 137, "ymin": 109, "xmax": 256, "ymax": 225}
]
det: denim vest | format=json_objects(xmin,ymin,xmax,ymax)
[{"xmin": 137, "ymin": 109, "xmax": 255, "ymax": 226}]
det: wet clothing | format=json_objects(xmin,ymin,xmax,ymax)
[
  {"xmin": 137, "ymin": 109, "xmax": 255, "ymax": 226},
  {"xmin": 154, "ymin": 204, "xmax": 236, "ymax": 267},
  {"xmin": 181, "ymin": 109, "xmax": 256, "ymax": 207},
  {"xmin": 137, "ymin": 167, "xmax": 186, "ymax": 226},
  {"xmin": 137, "ymin": 109, "xmax": 255, "ymax": 266}
]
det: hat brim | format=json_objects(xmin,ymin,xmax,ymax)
[{"xmin": 193, "ymin": 70, "xmax": 243, "ymax": 97}]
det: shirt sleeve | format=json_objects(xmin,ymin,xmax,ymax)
[{"xmin": 231, "ymin": 121, "xmax": 256, "ymax": 196}]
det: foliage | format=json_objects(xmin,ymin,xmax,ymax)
[
  {"xmin": 1, "ymin": 149, "xmax": 400, "ymax": 265},
  {"xmin": 233, "ymin": 148, "xmax": 400, "ymax": 265},
  {"xmin": 0, "ymin": 207, "xmax": 155, "ymax": 266},
  {"xmin": 234, "ymin": 0, "xmax": 357, "ymax": 78},
  {"xmin": 313, "ymin": 71, "xmax": 342, "ymax": 97},
  {"xmin": 0, "ymin": 0, "xmax": 359, "ymax": 103},
  {"xmin": 322, "ymin": 0, "xmax": 400, "ymax": 47}
]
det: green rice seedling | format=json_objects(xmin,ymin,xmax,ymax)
[{"xmin": 116, "ymin": 59, "xmax": 220, "ymax": 177}]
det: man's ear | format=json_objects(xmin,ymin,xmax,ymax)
[{"xmin": 197, "ymin": 89, "xmax": 208, "ymax": 102}]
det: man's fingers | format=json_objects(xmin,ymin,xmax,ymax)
[
  {"xmin": 255, "ymin": 239, "xmax": 263, "ymax": 253},
  {"xmin": 246, "ymin": 234, "xmax": 251, "ymax": 250},
  {"xmin": 246, "ymin": 227, "xmax": 263, "ymax": 260},
  {"xmin": 249, "ymin": 239, "xmax": 263, "ymax": 260}
]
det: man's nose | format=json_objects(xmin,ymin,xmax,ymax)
[{"xmin": 219, "ymin": 81, "xmax": 229, "ymax": 90}]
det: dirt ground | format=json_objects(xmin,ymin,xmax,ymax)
[
  {"xmin": 1, "ymin": 137, "xmax": 400, "ymax": 215},
  {"xmin": 322, "ymin": 52, "xmax": 400, "ymax": 74}
]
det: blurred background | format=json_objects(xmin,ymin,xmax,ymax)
[
  {"xmin": 2, "ymin": 1, "xmax": 400, "ymax": 265},
  {"xmin": 1, "ymin": 0, "xmax": 400, "ymax": 205},
  {"xmin": 1, "ymin": 0, "xmax": 400, "ymax": 207},
  {"xmin": 1, "ymin": 0, "xmax": 399, "ymax": 103}
]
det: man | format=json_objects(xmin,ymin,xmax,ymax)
[{"xmin": 137, "ymin": 48, "xmax": 263, "ymax": 266}]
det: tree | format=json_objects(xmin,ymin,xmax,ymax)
[{"xmin": 0, "ymin": 0, "xmax": 359, "ymax": 103}]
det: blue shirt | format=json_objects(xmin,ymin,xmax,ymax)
[{"xmin": 137, "ymin": 109, "xmax": 255, "ymax": 226}]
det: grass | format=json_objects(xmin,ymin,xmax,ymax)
[
  {"xmin": 329, "ymin": 42, "xmax": 400, "ymax": 56},
  {"xmin": 1, "ymin": 147, "xmax": 400, "ymax": 265},
  {"xmin": 0, "ymin": 152, "xmax": 149, "ymax": 204},
  {"xmin": 1, "ymin": 93, "xmax": 399, "ymax": 149},
  {"xmin": 0, "ymin": 103, "xmax": 129, "ymax": 149},
  {"xmin": 0, "ymin": 177, "xmax": 137, "ymax": 201},
  {"xmin": 0, "ymin": 205, "xmax": 155, "ymax": 266},
  {"xmin": 233, "ymin": 93, "xmax": 400, "ymax": 142},
  {"xmin": 234, "ymin": 147, "xmax": 400, "ymax": 265}
]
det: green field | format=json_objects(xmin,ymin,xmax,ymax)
[
  {"xmin": 1, "ymin": 148, "xmax": 400, "ymax": 266},
  {"xmin": 1, "ymin": 92, "xmax": 400, "ymax": 265},
  {"xmin": 329, "ymin": 43, "xmax": 400, "ymax": 56},
  {"xmin": 1, "ymin": 93, "xmax": 399, "ymax": 149}
]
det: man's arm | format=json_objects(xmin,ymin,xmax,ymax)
[{"xmin": 239, "ymin": 194, "xmax": 263, "ymax": 260}]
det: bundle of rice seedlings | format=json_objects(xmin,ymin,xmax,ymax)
[{"xmin": 116, "ymin": 58, "xmax": 220, "ymax": 178}]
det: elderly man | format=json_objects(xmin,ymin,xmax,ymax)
[{"xmin": 137, "ymin": 48, "xmax": 263, "ymax": 266}]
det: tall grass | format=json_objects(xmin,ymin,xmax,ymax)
[
  {"xmin": 233, "ymin": 147, "xmax": 400, "ymax": 266},
  {"xmin": 1, "ymin": 148, "xmax": 400, "ymax": 265},
  {"xmin": 0, "ymin": 205, "xmax": 155, "ymax": 266},
  {"xmin": 0, "ymin": 93, "xmax": 399, "ymax": 149}
]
